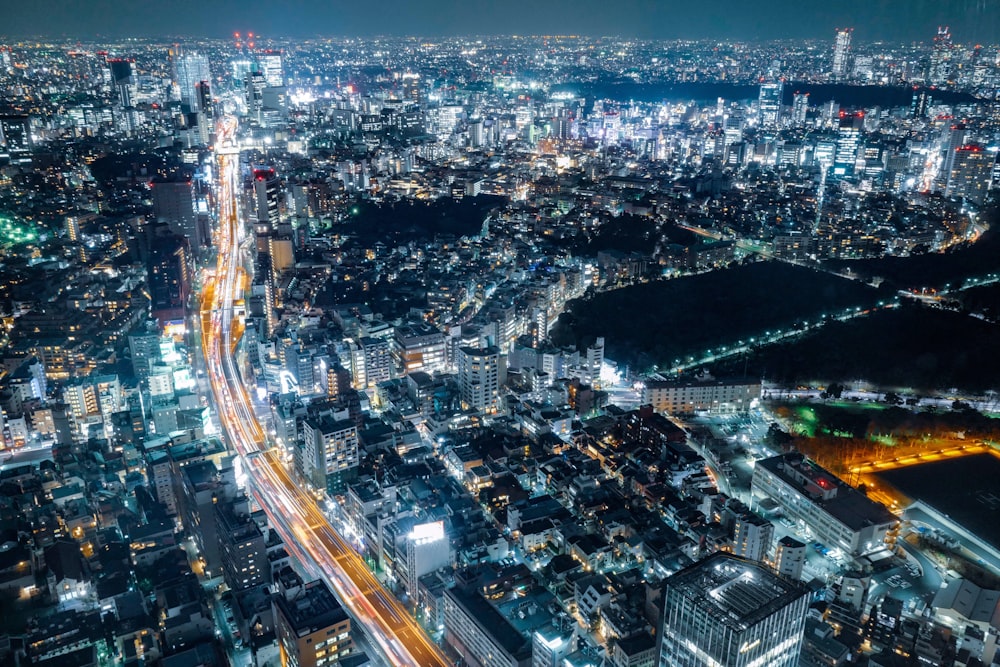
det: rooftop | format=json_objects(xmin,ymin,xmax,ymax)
[
  {"xmin": 274, "ymin": 579, "xmax": 349, "ymax": 636},
  {"xmin": 665, "ymin": 552, "xmax": 807, "ymax": 631}
]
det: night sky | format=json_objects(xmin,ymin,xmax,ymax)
[{"xmin": 2, "ymin": 0, "xmax": 1000, "ymax": 43}]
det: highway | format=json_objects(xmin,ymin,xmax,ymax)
[{"xmin": 200, "ymin": 117, "xmax": 450, "ymax": 667}]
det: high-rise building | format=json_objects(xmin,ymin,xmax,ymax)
[
  {"xmin": 935, "ymin": 123, "xmax": 966, "ymax": 193},
  {"xmin": 151, "ymin": 174, "xmax": 203, "ymax": 246},
  {"xmin": 252, "ymin": 167, "xmax": 282, "ymax": 225},
  {"xmin": 301, "ymin": 415, "xmax": 359, "ymax": 494},
  {"xmin": 108, "ymin": 58, "xmax": 135, "ymax": 109},
  {"xmin": 791, "ymin": 92, "xmax": 809, "ymax": 126},
  {"xmin": 758, "ymin": 80, "xmax": 783, "ymax": 128},
  {"xmin": 833, "ymin": 111, "xmax": 864, "ymax": 177},
  {"xmin": 832, "ymin": 29, "xmax": 852, "ymax": 78},
  {"xmin": 657, "ymin": 552, "xmax": 810, "ymax": 667},
  {"xmin": 172, "ymin": 49, "xmax": 211, "ymax": 112},
  {"xmin": 273, "ymin": 578, "xmax": 353, "ymax": 667},
  {"xmin": 946, "ymin": 144, "xmax": 993, "ymax": 205},
  {"xmin": 260, "ymin": 52, "xmax": 284, "ymax": 87},
  {"xmin": 457, "ymin": 346, "xmax": 502, "ymax": 412},
  {"xmin": 146, "ymin": 227, "xmax": 191, "ymax": 325},
  {"xmin": 929, "ymin": 26, "xmax": 953, "ymax": 86}
]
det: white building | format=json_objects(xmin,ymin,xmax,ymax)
[
  {"xmin": 751, "ymin": 453, "xmax": 897, "ymax": 556},
  {"xmin": 642, "ymin": 377, "xmax": 760, "ymax": 415},
  {"xmin": 457, "ymin": 346, "xmax": 503, "ymax": 412}
]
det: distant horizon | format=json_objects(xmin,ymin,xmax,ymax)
[
  {"xmin": 0, "ymin": 33, "xmax": 995, "ymax": 47},
  {"xmin": 2, "ymin": 0, "xmax": 999, "ymax": 44}
]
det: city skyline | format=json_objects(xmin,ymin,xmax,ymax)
[{"xmin": 4, "ymin": 0, "xmax": 1000, "ymax": 42}]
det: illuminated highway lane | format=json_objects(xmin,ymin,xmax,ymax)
[{"xmin": 201, "ymin": 119, "xmax": 450, "ymax": 667}]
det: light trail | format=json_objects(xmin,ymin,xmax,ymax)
[{"xmin": 200, "ymin": 117, "xmax": 450, "ymax": 667}]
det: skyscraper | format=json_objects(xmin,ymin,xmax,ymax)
[
  {"xmin": 757, "ymin": 80, "xmax": 783, "ymax": 129},
  {"xmin": 260, "ymin": 51, "xmax": 284, "ymax": 87},
  {"xmin": 791, "ymin": 92, "xmax": 809, "ymax": 126},
  {"xmin": 657, "ymin": 552, "xmax": 810, "ymax": 667},
  {"xmin": 929, "ymin": 26, "xmax": 953, "ymax": 86},
  {"xmin": 172, "ymin": 49, "xmax": 211, "ymax": 112},
  {"xmin": 108, "ymin": 58, "xmax": 135, "ymax": 109},
  {"xmin": 833, "ymin": 111, "xmax": 864, "ymax": 177},
  {"xmin": 946, "ymin": 144, "xmax": 993, "ymax": 205},
  {"xmin": 832, "ymin": 28, "xmax": 852, "ymax": 79}
]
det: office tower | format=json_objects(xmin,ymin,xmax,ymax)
[
  {"xmin": 757, "ymin": 79, "xmax": 784, "ymax": 129},
  {"xmin": 833, "ymin": 111, "xmax": 864, "ymax": 177},
  {"xmin": 936, "ymin": 123, "xmax": 966, "ymax": 192},
  {"xmin": 151, "ymin": 175, "xmax": 200, "ymax": 245},
  {"xmin": 301, "ymin": 415, "xmax": 359, "ymax": 494},
  {"xmin": 260, "ymin": 51, "xmax": 283, "ymax": 87},
  {"xmin": 657, "ymin": 552, "xmax": 810, "ymax": 667},
  {"xmin": 832, "ymin": 28, "xmax": 852, "ymax": 78},
  {"xmin": 253, "ymin": 167, "xmax": 281, "ymax": 225},
  {"xmin": 128, "ymin": 321, "xmax": 162, "ymax": 385},
  {"xmin": 172, "ymin": 50, "xmax": 211, "ymax": 112},
  {"xmin": 216, "ymin": 500, "xmax": 268, "ymax": 591},
  {"xmin": 393, "ymin": 322, "xmax": 448, "ymax": 375},
  {"xmin": 245, "ymin": 70, "xmax": 267, "ymax": 123},
  {"xmin": 791, "ymin": 92, "xmax": 809, "ymax": 126},
  {"xmin": 930, "ymin": 26, "xmax": 953, "ymax": 85},
  {"xmin": 911, "ymin": 89, "xmax": 932, "ymax": 118},
  {"xmin": 401, "ymin": 72, "xmax": 422, "ymax": 103},
  {"xmin": 774, "ymin": 536, "xmax": 806, "ymax": 581},
  {"xmin": 457, "ymin": 346, "xmax": 502, "ymax": 412},
  {"xmin": 946, "ymin": 144, "xmax": 993, "ymax": 205},
  {"xmin": 146, "ymin": 227, "xmax": 191, "ymax": 325},
  {"xmin": 108, "ymin": 58, "xmax": 135, "ymax": 109},
  {"xmin": 273, "ymin": 578, "xmax": 353, "ymax": 667}
]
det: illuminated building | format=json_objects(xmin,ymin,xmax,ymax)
[
  {"xmin": 392, "ymin": 322, "xmax": 448, "ymax": 375},
  {"xmin": 260, "ymin": 51, "xmax": 284, "ymax": 87},
  {"xmin": 273, "ymin": 578, "xmax": 352, "ymax": 667},
  {"xmin": 774, "ymin": 536, "xmax": 806, "ymax": 581},
  {"xmin": 399, "ymin": 521, "xmax": 452, "ymax": 597},
  {"xmin": 946, "ymin": 143, "xmax": 993, "ymax": 205},
  {"xmin": 443, "ymin": 584, "xmax": 532, "ymax": 667},
  {"xmin": 757, "ymin": 81, "xmax": 783, "ymax": 129},
  {"xmin": 929, "ymin": 26, "xmax": 953, "ymax": 86},
  {"xmin": 172, "ymin": 49, "xmax": 211, "ymax": 112},
  {"xmin": 253, "ymin": 167, "xmax": 282, "ymax": 225},
  {"xmin": 641, "ymin": 377, "xmax": 760, "ymax": 415},
  {"xmin": 151, "ymin": 175, "xmax": 202, "ymax": 247},
  {"xmin": 301, "ymin": 415, "xmax": 359, "ymax": 495},
  {"xmin": 457, "ymin": 346, "xmax": 502, "ymax": 412},
  {"xmin": 146, "ymin": 228, "xmax": 191, "ymax": 325},
  {"xmin": 751, "ymin": 453, "xmax": 898, "ymax": 556},
  {"xmin": 832, "ymin": 29, "xmax": 852, "ymax": 78},
  {"xmin": 657, "ymin": 552, "xmax": 809, "ymax": 667},
  {"xmin": 791, "ymin": 92, "xmax": 809, "ymax": 126},
  {"xmin": 533, "ymin": 625, "xmax": 575, "ymax": 667},
  {"xmin": 833, "ymin": 111, "xmax": 864, "ymax": 177}
]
